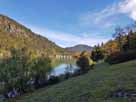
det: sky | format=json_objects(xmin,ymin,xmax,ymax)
[{"xmin": 0, "ymin": 0, "xmax": 136, "ymax": 47}]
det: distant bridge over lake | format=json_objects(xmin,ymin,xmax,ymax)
[{"xmin": 49, "ymin": 54, "xmax": 73, "ymax": 60}]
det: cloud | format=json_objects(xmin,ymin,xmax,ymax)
[
  {"xmin": 80, "ymin": 0, "xmax": 136, "ymax": 29},
  {"xmin": 80, "ymin": 3, "xmax": 119, "ymax": 28},
  {"xmin": 119, "ymin": 0, "xmax": 136, "ymax": 21},
  {"xmin": 27, "ymin": 25, "xmax": 109, "ymax": 47},
  {"xmin": 80, "ymin": 3, "xmax": 119, "ymax": 29}
]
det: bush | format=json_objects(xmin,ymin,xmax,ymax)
[
  {"xmin": 48, "ymin": 76, "xmax": 60, "ymax": 85},
  {"xmin": 0, "ymin": 48, "xmax": 52, "ymax": 97},
  {"xmin": 30, "ymin": 57, "xmax": 52, "ymax": 89},
  {"xmin": 76, "ymin": 56, "xmax": 90, "ymax": 73},
  {"xmin": 91, "ymin": 46, "xmax": 104, "ymax": 62},
  {"xmin": 105, "ymin": 50, "xmax": 136, "ymax": 64}
]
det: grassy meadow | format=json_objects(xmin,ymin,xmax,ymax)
[{"xmin": 16, "ymin": 60, "xmax": 136, "ymax": 102}]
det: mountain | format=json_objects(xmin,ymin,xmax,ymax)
[
  {"xmin": 66, "ymin": 44, "xmax": 93, "ymax": 52},
  {"xmin": 0, "ymin": 14, "xmax": 66, "ymax": 57}
]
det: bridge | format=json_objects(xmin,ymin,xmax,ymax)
[
  {"xmin": 48, "ymin": 54, "xmax": 73, "ymax": 60},
  {"xmin": 55, "ymin": 55, "xmax": 72, "ymax": 60}
]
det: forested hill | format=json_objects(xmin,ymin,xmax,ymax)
[
  {"xmin": 0, "ymin": 14, "xmax": 66, "ymax": 57},
  {"xmin": 66, "ymin": 44, "xmax": 93, "ymax": 52}
]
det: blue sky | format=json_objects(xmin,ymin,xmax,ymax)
[{"xmin": 0, "ymin": 0, "xmax": 136, "ymax": 47}]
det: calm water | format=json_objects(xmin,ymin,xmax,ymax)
[
  {"xmin": 50, "ymin": 64, "xmax": 79, "ymax": 76},
  {"xmin": 49, "ymin": 60, "xmax": 79, "ymax": 76}
]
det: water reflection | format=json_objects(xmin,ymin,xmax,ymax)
[{"xmin": 49, "ymin": 64, "xmax": 79, "ymax": 76}]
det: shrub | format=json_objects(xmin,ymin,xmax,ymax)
[
  {"xmin": 30, "ymin": 57, "xmax": 52, "ymax": 89},
  {"xmin": 105, "ymin": 50, "xmax": 136, "ymax": 64},
  {"xmin": 91, "ymin": 46, "xmax": 104, "ymax": 62},
  {"xmin": 0, "ymin": 48, "xmax": 52, "ymax": 97},
  {"xmin": 48, "ymin": 76, "xmax": 60, "ymax": 85},
  {"xmin": 0, "ymin": 48, "xmax": 29, "ymax": 95},
  {"xmin": 76, "ymin": 56, "xmax": 90, "ymax": 73}
]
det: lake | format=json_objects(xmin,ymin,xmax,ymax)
[{"xmin": 49, "ymin": 59, "xmax": 79, "ymax": 76}]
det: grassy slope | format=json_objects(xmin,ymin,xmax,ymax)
[{"xmin": 17, "ymin": 60, "xmax": 136, "ymax": 102}]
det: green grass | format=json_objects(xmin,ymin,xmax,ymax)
[{"xmin": 16, "ymin": 60, "xmax": 136, "ymax": 102}]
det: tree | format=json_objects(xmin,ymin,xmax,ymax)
[
  {"xmin": 29, "ymin": 57, "xmax": 52, "ymax": 89},
  {"xmin": 91, "ymin": 45, "xmax": 104, "ymax": 62},
  {"xmin": 0, "ymin": 48, "xmax": 29, "ymax": 94},
  {"xmin": 104, "ymin": 40, "xmax": 119, "ymax": 55},
  {"xmin": 113, "ymin": 27, "xmax": 125, "ymax": 51},
  {"xmin": 76, "ymin": 55, "xmax": 90, "ymax": 73},
  {"xmin": 0, "ymin": 48, "xmax": 52, "ymax": 96}
]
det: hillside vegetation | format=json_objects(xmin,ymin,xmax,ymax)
[
  {"xmin": 17, "ymin": 60, "xmax": 136, "ymax": 102},
  {"xmin": 0, "ymin": 14, "xmax": 65, "ymax": 58}
]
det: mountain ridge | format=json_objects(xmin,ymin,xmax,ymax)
[{"xmin": 66, "ymin": 44, "xmax": 93, "ymax": 52}]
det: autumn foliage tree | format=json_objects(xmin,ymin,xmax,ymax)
[{"xmin": 105, "ymin": 24, "xmax": 136, "ymax": 64}]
